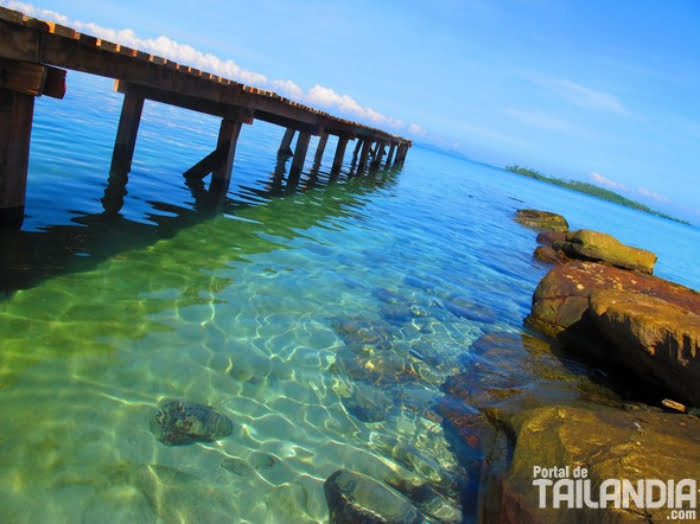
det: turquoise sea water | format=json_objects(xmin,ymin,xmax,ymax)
[{"xmin": 1, "ymin": 72, "xmax": 699, "ymax": 523}]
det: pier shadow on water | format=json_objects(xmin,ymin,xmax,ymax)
[{"xmin": 0, "ymin": 158, "xmax": 401, "ymax": 298}]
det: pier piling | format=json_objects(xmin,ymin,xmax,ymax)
[
  {"xmin": 278, "ymin": 128, "xmax": 295, "ymax": 157},
  {"xmin": 0, "ymin": 6, "xmax": 411, "ymax": 227},
  {"xmin": 331, "ymin": 136, "xmax": 350, "ymax": 175},
  {"xmin": 0, "ymin": 89, "xmax": 34, "ymax": 228},
  {"xmin": 313, "ymin": 132, "xmax": 328, "ymax": 169},
  {"xmin": 290, "ymin": 132, "xmax": 311, "ymax": 179},
  {"xmin": 110, "ymin": 89, "xmax": 144, "ymax": 176},
  {"xmin": 358, "ymin": 139, "xmax": 372, "ymax": 172}
]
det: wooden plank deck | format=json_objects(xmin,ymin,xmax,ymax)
[{"xmin": 0, "ymin": 6, "xmax": 412, "ymax": 227}]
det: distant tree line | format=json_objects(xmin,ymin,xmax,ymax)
[{"xmin": 505, "ymin": 165, "xmax": 689, "ymax": 225}]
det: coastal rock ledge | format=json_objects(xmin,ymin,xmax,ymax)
[
  {"xmin": 526, "ymin": 260, "xmax": 700, "ymax": 405},
  {"xmin": 480, "ymin": 405, "xmax": 700, "ymax": 524}
]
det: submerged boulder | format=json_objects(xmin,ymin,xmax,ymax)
[
  {"xmin": 589, "ymin": 289, "xmax": 700, "ymax": 405},
  {"xmin": 342, "ymin": 383, "xmax": 394, "ymax": 423},
  {"xmin": 324, "ymin": 470, "xmax": 424, "ymax": 524},
  {"xmin": 556, "ymin": 229, "xmax": 657, "ymax": 274},
  {"xmin": 514, "ymin": 209, "xmax": 569, "ymax": 232},
  {"xmin": 480, "ymin": 405, "xmax": 700, "ymax": 523},
  {"xmin": 533, "ymin": 245, "xmax": 570, "ymax": 266},
  {"xmin": 150, "ymin": 400, "xmax": 233, "ymax": 446}
]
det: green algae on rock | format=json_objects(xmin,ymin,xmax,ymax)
[
  {"xmin": 514, "ymin": 209, "xmax": 569, "ymax": 232},
  {"xmin": 557, "ymin": 229, "xmax": 657, "ymax": 274},
  {"xmin": 150, "ymin": 400, "xmax": 233, "ymax": 446}
]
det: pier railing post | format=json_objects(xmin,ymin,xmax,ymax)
[
  {"xmin": 110, "ymin": 88, "xmax": 144, "ymax": 176},
  {"xmin": 331, "ymin": 136, "xmax": 350, "ymax": 175},
  {"xmin": 278, "ymin": 128, "xmax": 295, "ymax": 157},
  {"xmin": 358, "ymin": 139, "xmax": 372, "ymax": 172},
  {"xmin": 0, "ymin": 89, "xmax": 34, "ymax": 228},
  {"xmin": 209, "ymin": 118, "xmax": 243, "ymax": 195},
  {"xmin": 289, "ymin": 131, "xmax": 311, "ymax": 179}
]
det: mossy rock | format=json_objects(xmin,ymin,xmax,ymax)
[
  {"xmin": 514, "ymin": 209, "xmax": 569, "ymax": 232},
  {"xmin": 558, "ymin": 229, "xmax": 657, "ymax": 274}
]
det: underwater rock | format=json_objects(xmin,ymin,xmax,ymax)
[
  {"xmin": 221, "ymin": 457, "xmax": 254, "ymax": 476},
  {"xmin": 589, "ymin": 289, "xmax": 700, "ymax": 405},
  {"xmin": 332, "ymin": 316, "xmax": 396, "ymax": 349},
  {"xmin": 443, "ymin": 295, "xmax": 497, "ymax": 324},
  {"xmin": 335, "ymin": 345, "xmax": 421, "ymax": 386},
  {"xmin": 386, "ymin": 477, "xmax": 463, "ymax": 524},
  {"xmin": 535, "ymin": 230, "xmax": 567, "ymax": 246},
  {"xmin": 342, "ymin": 383, "xmax": 393, "ymax": 422},
  {"xmin": 514, "ymin": 209, "xmax": 568, "ymax": 231},
  {"xmin": 150, "ymin": 399, "xmax": 233, "ymax": 446},
  {"xmin": 556, "ymin": 229, "xmax": 657, "ymax": 274},
  {"xmin": 480, "ymin": 405, "xmax": 700, "ymax": 523},
  {"xmin": 324, "ymin": 470, "xmax": 424, "ymax": 524},
  {"xmin": 380, "ymin": 303, "xmax": 428, "ymax": 325},
  {"xmin": 533, "ymin": 245, "xmax": 570, "ymax": 266}
]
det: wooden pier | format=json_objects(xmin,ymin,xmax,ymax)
[{"xmin": 0, "ymin": 7, "xmax": 411, "ymax": 228}]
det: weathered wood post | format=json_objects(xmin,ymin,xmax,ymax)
[
  {"xmin": 385, "ymin": 143, "xmax": 396, "ymax": 167},
  {"xmin": 312, "ymin": 131, "xmax": 328, "ymax": 170},
  {"xmin": 370, "ymin": 142, "xmax": 386, "ymax": 169},
  {"xmin": 350, "ymin": 138, "xmax": 363, "ymax": 167},
  {"xmin": 278, "ymin": 127, "xmax": 295, "ymax": 157},
  {"xmin": 289, "ymin": 131, "xmax": 311, "ymax": 179},
  {"xmin": 358, "ymin": 139, "xmax": 372, "ymax": 172},
  {"xmin": 110, "ymin": 87, "xmax": 145, "ymax": 176},
  {"xmin": 0, "ymin": 89, "xmax": 33, "ymax": 228},
  {"xmin": 0, "ymin": 59, "xmax": 65, "ymax": 228},
  {"xmin": 209, "ymin": 118, "xmax": 243, "ymax": 195},
  {"xmin": 331, "ymin": 135, "xmax": 350, "ymax": 175},
  {"xmin": 394, "ymin": 143, "xmax": 407, "ymax": 165}
]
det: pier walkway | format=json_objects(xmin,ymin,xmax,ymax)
[{"xmin": 0, "ymin": 7, "xmax": 411, "ymax": 228}]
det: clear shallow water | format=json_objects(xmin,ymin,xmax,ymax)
[{"xmin": 0, "ymin": 72, "xmax": 699, "ymax": 523}]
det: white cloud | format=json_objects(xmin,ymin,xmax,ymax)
[
  {"xmin": 504, "ymin": 107, "xmax": 589, "ymax": 137},
  {"xmin": 407, "ymin": 123, "xmax": 426, "ymax": 137},
  {"xmin": 637, "ymin": 187, "xmax": 669, "ymax": 203},
  {"xmin": 3, "ymin": 1, "xmax": 421, "ymax": 135},
  {"xmin": 524, "ymin": 73, "xmax": 628, "ymax": 116},
  {"xmin": 590, "ymin": 172, "xmax": 628, "ymax": 191}
]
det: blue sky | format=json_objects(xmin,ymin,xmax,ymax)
[{"xmin": 5, "ymin": 0, "xmax": 700, "ymax": 222}]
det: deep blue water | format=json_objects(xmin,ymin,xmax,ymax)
[{"xmin": 0, "ymin": 71, "xmax": 698, "ymax": 523}]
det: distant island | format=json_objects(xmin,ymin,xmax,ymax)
[{"xmin": 505, "ymin": 165, "xmax": 689, "ymax": 225}]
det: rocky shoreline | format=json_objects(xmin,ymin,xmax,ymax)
[
  {"xmin": 316, "ymin": 209, "xmax": 699, "ymax": 523},
  {"xmin": 454, "ymin": 209, "xmax": 699, "ymax": 523}
]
